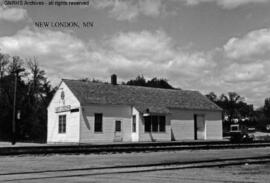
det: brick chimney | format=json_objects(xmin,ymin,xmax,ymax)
[{"xmin": 111, "ymin": 74, "xmax": 117, "ymax": 85}]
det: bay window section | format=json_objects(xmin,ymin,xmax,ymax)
[
  {"xmin": 144, "ymin": 116, "xmax": 151, "ymax": 132},
  {"xmin": 159, "ymin": 116, "xmax": 166, "ymax": 132},
  {"xmin": 152, "ymin": 116, "xmax": 158, "ymax": 132},
  {"xmin": 144, "ymin": 115, "xmax": 166, "ymax": 133}
]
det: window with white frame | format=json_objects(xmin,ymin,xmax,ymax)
[{"xmin": 58, "ymin": 115, "xmax": 66, "ymax": 134}]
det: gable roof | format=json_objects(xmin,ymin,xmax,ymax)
[{"xmin": 62, "ymin": 79, "xmax": 222, "ymax": 114}]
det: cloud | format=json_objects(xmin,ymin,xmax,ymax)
[
  {"xmin": 0, "ymin": 27, "xmax": 85, "ymax": 57},
  {"xmin": 213, "ymin": 28, "xmax": 270, "ymax": 106},
  {"xmin": 223, "ymin": 63, "xmax": 266, "ymax": 83},
  {"xmin": 1, "ymin": 26, "xmax": 270, "ymax": 107},
  {"xmin": 93, "ymin": 0, "xmax": 270, "ymax": 21},
  {"xmin": 0, "ymin": 27, "xmax": 212, "ymax": 87},
  {"xmin": 105, "ymin": 30, "xmax": 213, "ymax": 81},
  {"xmin": 184, "ymin": 0, "xmax": 270, "ymax": 9},
  {"xmin": 0, "ymin": 27, "xmax": 91, "ymax": 82},
  {"xmin": 93, "ymin": 0, "xmax": 164, "ymax": 21},
  {"xmin": 0, "ymin": 6, "xmax": 28, "ymax": 22},
  {"xmin": 224, "ymin": 28, "xmax": 270, "ymax": 60},
  {"xmin": 108, "ymin": 30, "xmax": 173, "ymax": 61}
]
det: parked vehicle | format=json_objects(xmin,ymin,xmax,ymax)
[{"xmin": 229, "ymin": 124, "xmax": 255, "ymax": 142}]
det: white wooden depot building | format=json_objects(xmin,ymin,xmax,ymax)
[{"xmin": 47, "ymin": 76, "xmax": 223, "ymax": 143}]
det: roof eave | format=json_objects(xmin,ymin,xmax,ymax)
[{"xmin": 168, "ymin": 107, "xmax": 223, "ymax": 112}]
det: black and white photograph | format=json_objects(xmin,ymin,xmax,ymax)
[{"xmin": 1, "ymin": 0, "xmax": 270, "ymax": 182}]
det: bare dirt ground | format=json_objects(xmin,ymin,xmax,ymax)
[
  {"xmin": 1, "ymin": 164, "xmax": 270, "ymax": 183},
  {"xmin": 1, "ymin": 147, "xmax": 270, "ymax": 182},
  {"xmin": 82, "ymin": 163, "xmax": 270, "ymax": 183}
]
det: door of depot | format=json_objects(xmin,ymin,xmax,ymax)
[
  {"xmin": 114, "ymin": 120, "xmax": 123, "ymax": 142},
  {"xmin": 195, "ymin": 115, "xmax": 206, "ymax": 140}
]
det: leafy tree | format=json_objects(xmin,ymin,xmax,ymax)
[
  {"xmin": 147, "ymin": 77, "xmax": 174, "ymax": 89},
  {"xmin": 238, "ymin": 101, "xmax": 254, "ymax": 118},
  {"xmin": 205, "ymin": 91, "xmax": 254, "ymax": 121},
  {"xmin": 253, "ymin": 107, "xmax": 268, "ymax": 131},
  {"xmin": 0, "ymin": 53, "xmax": 9, "ymax": 79},
  {"xmin": 126, "ymin": 75, "xmax": 174, "ymax": 89},
  {"xmin": 263, "ymin": 98, "xmax": 270, "ymax": 119},
  {"xmin": 0, "ymin": 56, "xmax": 26, "ymax": 140},
  {"xmin": 206, "ymin": 91, "xmax": 257, "ymax": 132},
  {"xmin": 205, "ymin": 92, "xmax": 218, "ymax": 103},
  {"xmin": 126, "ymin": 75, "xmax": 147, "ymax": 87},
  {"xmin": 219, "ymin": 92, "xmax": 244, "ymax": 121},
  {"xmin": 19, "ymin": 59, "xmax": 50, "ymax": 140},
  {"xmin": 0, "ymin": 53, "xmax": 55, "ymax": 142}
]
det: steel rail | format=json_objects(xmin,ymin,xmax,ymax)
[
  {"xmin": 1, "ymin": 141, "xmax": 270, "ymax": 156},
  {"xmin": 2, "ymin": 156, "xmax": 270, "ymax": 182}
]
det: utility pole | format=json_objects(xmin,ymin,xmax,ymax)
[{"xmin": 11, "ymin": 71, "xmax": 17, "ymax": 145}]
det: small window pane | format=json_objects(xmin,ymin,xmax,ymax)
[
  {"xmin": 115, "ymin": 120, "xmax": 121, "ymax": 132},
  {"xmin": 159, "ymin": 116, "xmax": 166, "ymax": 132},
  {"xmin": 152, "ymin": 116, "xmax": 158, "ymax": 132},
  {"xmin": 94, "ymin": 113, "xmax": 103, "ymax": 132},
  {"xmin": 132, "ymin": 115, "xmax": 136, "ymax": 132},
  {"xmin": 144, "ymin": 116, "xmax": 151, "ymax": 132}
]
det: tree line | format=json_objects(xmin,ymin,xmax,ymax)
[
  {"xmin": 0, "ymin": 53, "xmax": 55, "ymax": 142},
  {"xmin": 124, "ymin": 75, "xmax": 175, "ymax": 89},
  {"xmin": 81, "ymin": 75, "xmax": 175, "ymax": 89},
  {"xmin": 205, "ymin": 92, "xmax": 270, "ymax": 131}
]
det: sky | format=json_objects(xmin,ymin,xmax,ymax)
[{"xmin": 0, "ymin": 0, "xmax": 270, "ymax": 107}]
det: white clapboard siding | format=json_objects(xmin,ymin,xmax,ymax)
[
  {"xmin": 170, "ymin": 109, "xmax": 222, "ymax": 141},
  {"xmin": 171, "ymin": 120, "xmax": 194, "ymax": 140},
  {"xmin": 79, "ymin": 104, "xmax": 132, "ymax": 143},
  {"xmin": 47, "ymin": 82, "xmax": 80, "ymax": 143},
  {"xmin": 131, "ymin": 107, "xmax": 140, "ymax": 142},
  {"xmin": 206, "ymin": 120, "xmax": 223, "ymax": 140}
]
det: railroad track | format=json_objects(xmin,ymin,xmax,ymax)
[
  {"xmin": 1, "ymin": 140, "xmax": 270, "ymax": 156},
  {"xmin": 1, "ymin": 155, "xmax": 270, "ymax": 182}
]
